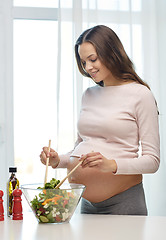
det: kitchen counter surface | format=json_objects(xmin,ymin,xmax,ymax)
[{"xmin": 1, "ymin": 211, "xmax": 166, "ymax": 240}]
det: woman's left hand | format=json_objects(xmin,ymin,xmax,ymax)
[{"xmin": 80, "ymin": 152, "xmax": 117, "ymax": 173}]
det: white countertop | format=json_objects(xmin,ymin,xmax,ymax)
[{"xmin": 1, "ymin": 211, "xmax": 166, "ymax": 240}]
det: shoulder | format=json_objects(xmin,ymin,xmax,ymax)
[
  {"xmin": 84, "ymin": 85, "xmax": 100, "ymax": 93},
  {"xmin": 133, "ymin": 83, "xmax": 155, "ymax": 102},
  {"xmin": 125, "ymin": 82, "xmax": 155, "ymax": 103},
  {"xmin": 82, "ymin": 85, "xmax": 100, "ymax": 98},
  {"xmin": 132, "ymin": 84, "xmax": 158, "ymax": 115}
]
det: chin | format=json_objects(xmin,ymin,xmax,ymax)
[
  {"xmin": 92, "ymin": 78, "xmax": 100, "ymax": 83},
  {"xmin": 94, "ymin": 80, "xmax": 104, "ymax": 86}
]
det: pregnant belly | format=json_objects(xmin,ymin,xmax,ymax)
[{"xmin": 67, "ymin": 157, "xmax": 142, "ymax": 202}]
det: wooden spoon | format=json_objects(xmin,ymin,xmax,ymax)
[
  {"xmin": 55, "ymin": 160, "xmax": 83, "ymax": 189},
  {"xmin": 44, "ymin": 139, "xmax": 51, "ymax": 185}
]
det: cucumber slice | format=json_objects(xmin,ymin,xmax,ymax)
[{"xmin": 39, "ymin": 215, "xmax": 49, "ymax": 223}]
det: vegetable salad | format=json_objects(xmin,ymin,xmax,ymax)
[{"xmin": 30, "ymin": 178, "xmax": 79, "ymax": 223}]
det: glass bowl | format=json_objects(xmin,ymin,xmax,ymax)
[{"xmin": 21, "ymin": 183, "xmax": 85, "ymax": 224}]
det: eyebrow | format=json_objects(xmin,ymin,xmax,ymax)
[{"xmin": 87, "ymin": 54, "xmax": 95, "ymax": 59}]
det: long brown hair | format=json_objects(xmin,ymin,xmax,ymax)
[{"xmin": 75, "ymin": 25, "xmax": 150, "ymax": 89}]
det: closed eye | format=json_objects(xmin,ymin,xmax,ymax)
[
  {"xmin": 81, "ymin": 57, "xmax": 97, "ymax": 69},
  {"xmin": 91, "ymin": 58, "xmax": 97, "ymax": 62}
]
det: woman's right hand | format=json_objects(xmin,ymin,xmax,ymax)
[{"xmin": 40, "ymin": 147, "xmax": 60, "ymax": 168}]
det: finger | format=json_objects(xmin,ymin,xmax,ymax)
[
  {"xmin": 82, "ymin": 159, "xmax": 102, "ymax": 168},
  {"xmin": 50, "ymin": 148, "xmax": 56, "ymax": 153},
  {"xmin": 79, "ymin": 154, "xmax": 88, "ymax": 161},
  {"xmin": 79, "ymin": 152, "xmax": 99, "ymax": 162},
  {"xmin": 87, "ymin": 151, "xmax": 99, "ymax": 156},
  {"xmin": 82, "ymin": 154, "xmax": 101, "ymax": 166},
  {"xmin": 88, "ymin": 160, "xmax": 102, "ymax": 167},
  {"xmin": 43, "ymin": 146, "xmax": 52, "ymax": 157},
  {"xmin": 42, "ymin": 147, "xmax": 49, "ymax": 156},
  {"xmin": 42, "ymin": 146, "xmax": 48, "ymax": 151},
  {"xmin": 40, "ymin": 151, "xmax": 47, "ymax": 161},
  {"xmin": 40, "ymin": 153, "xmax": 46, "ymax": 165},
  {"xmin": 49, "ymin": 151, "xmax": 58, "ymax": 159},
  {"xmin": 41, "ymin": 158, "xmax": 46, "ymax": 165}
]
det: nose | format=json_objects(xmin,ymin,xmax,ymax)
[{"xmin": 85, "ymin": 61, "xmax": 93, "ymax": 72}]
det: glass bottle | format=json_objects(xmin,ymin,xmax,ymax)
[{"xmin": 7, "ymin": 167, "xmax": 19, "ymax": 217}]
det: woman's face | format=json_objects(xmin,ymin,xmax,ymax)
[{"xmin": 79, "ymin": 42, "xmax": 115, "ymax": 86}]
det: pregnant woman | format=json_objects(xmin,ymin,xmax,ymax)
[{"xmin": 40, "ymin": 25, "xmax": 160, "ymax": 216}]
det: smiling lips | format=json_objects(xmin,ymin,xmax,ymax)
[{"xmin": 90, "ymin": 70, "xmax": 99, "ymax": 78}]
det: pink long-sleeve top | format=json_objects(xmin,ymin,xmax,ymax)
[{"xmin": 59, "ymin": 82, "xmax": 160, "ymax": 174}]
